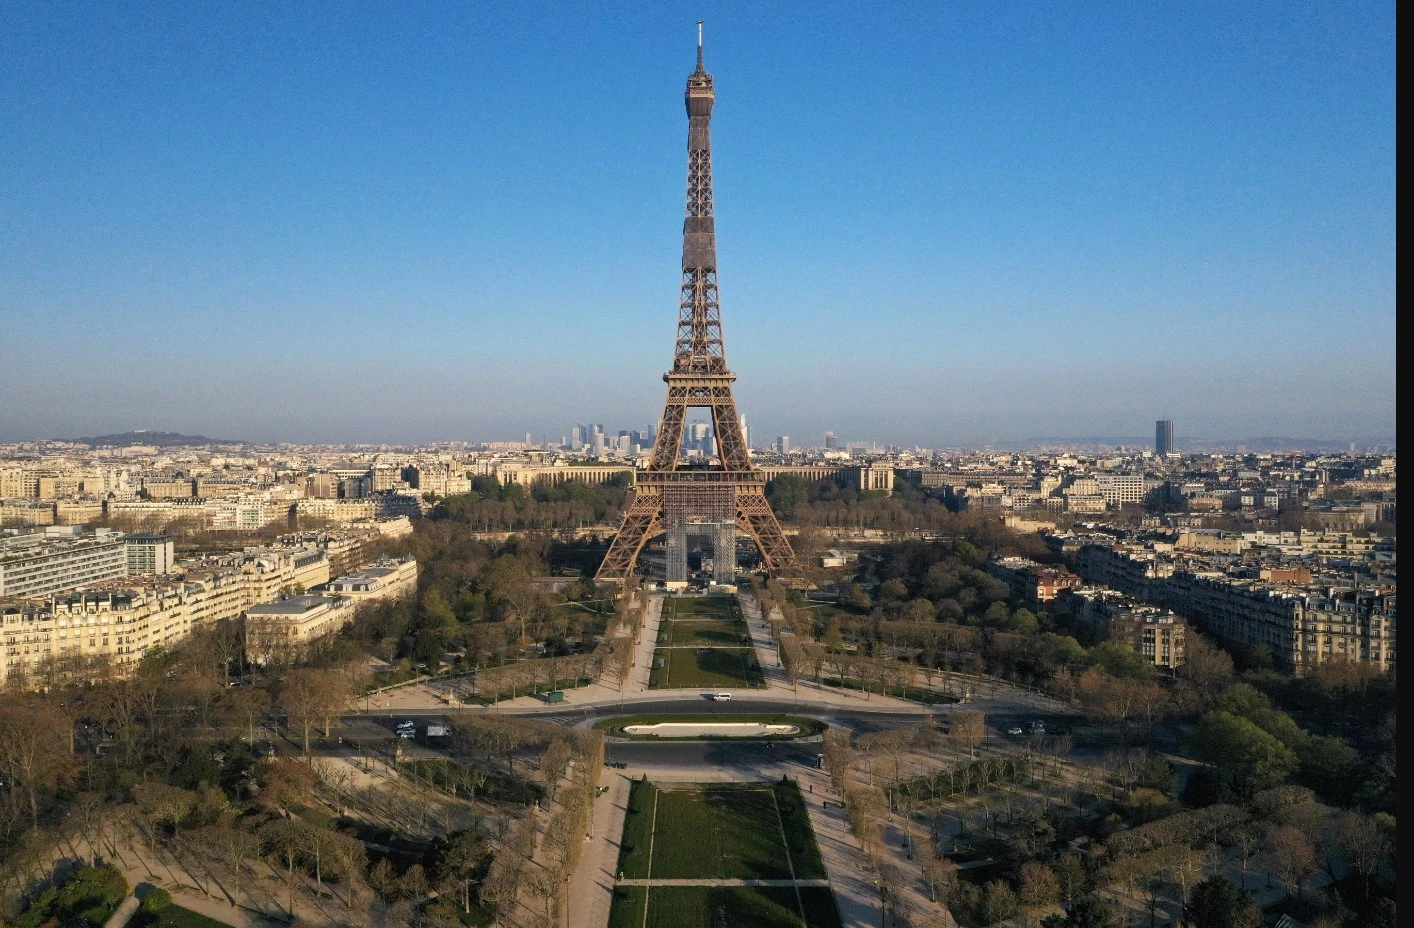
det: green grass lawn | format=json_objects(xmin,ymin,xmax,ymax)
[
  {"xmin": 819, "ymin": 676, "xmax": 959, "ymax": 705},
  {"xmin": 607, "ymin": 886, "xmax": 649, "ymax": 928},
  {"xmin": 772, "ymin": 780, "xmax": 828, "ymax": 880},
  {"xmin": 608, "ymin": 886, "xmax": 807, "ymax": 928},
  {"xmin": 659, "ymin": 619, "xmax": 750, "ymax": 646},
  {"xmin": 663, "ymin": 596, "xmax": 741, "ymax": 620},
  {"xmin": 617, "ymin": 778, "xmax": 659, "ymax": 879},
  {"xmin": 796, "ymin": 887, "xmax": 846, "ymax": 928},
  {"xmin": 649, "ymin": 648, "xmax": 763, "ymax": 688},
  {"xmin": 645, "ymin": 886, "xmax": 805, "ymax": 928},
  {"xmin": 608, "ymin": 781, "xmax": 844, "ymax": 928},
  {"xmin": 804, "ymin": 602, "xmax": 858, "ymax": 622},
  {"xmin": 549, "ymin": 600, "xmax": 613, "ymax": 635},
  {"xmin": 650, "ymin": 786, "xmax": 792, "ymax": 880}
]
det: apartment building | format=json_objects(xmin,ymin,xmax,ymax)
[
  {"xmin": 236, "ymin": 547, "xmax": 331, "ymax": 603},
  {"xmin": 294, "ymin": 493, "xmax": 424, "ymax": 524},
  {"xmin": 1075, "ymin": 543, "xmax": 1176, "ymax": 601},
  {"xmin": 245, "ymin": 594, "xmax": 356, "ymax": 664},
  {"xmin": 985, "ymin": 556, "xmax": 1083, "ymax": 606},
  {"xmin": 1071, "ymin": 534, "xmax": 1395, "ymax": 675},
  {"xmin": 1095, "ymin": 474, "xmax": 1148, "ymax": 507},
  {"xmin": 54, "ymin": 500, "xmax": 105, "ymax": 525},
  {"xmin": 125, "ymin": 534, "xmax": 175, "ymax": 575},
  {"xmin": 1109, "ymin": 606, "xmax": 1187, "ymax": 669},
  {"xmin": 0, "ymin": 527, "xmax": 129, "ymax": 598},
  {"xmin": 0, "ymin": 467, "xmax": 41, "ymax": 499},
  {"xmin": 2, "ymin": 584, "xmax": 205, "ymax": 685},
  {"xmin": 322, "ymin": 556, "xmax": 418, "ymax": 606},
  {"xmin": 1301, "ymin": 588, "xmax": 1395, "ymax": 672},
  {"xmin": 1160, "ymin": 571, "xmax": 1306, "ymax": 671},
  {"xmin": 144, "ymin": 478, "xmax": 196, "ymax": 499},
  {"xmin": 0, "ymin": 549, "xmax": 399, "ymax": 685},
  {"xmin": 1, "ymin": 500, "xmax": 57, "ymax": 526}
]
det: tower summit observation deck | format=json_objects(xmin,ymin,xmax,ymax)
[{"xmin": 596, "ymin": 26, "xmax": 799, "ymax": 583}]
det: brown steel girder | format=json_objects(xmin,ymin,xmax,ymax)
[
  {"xmin": 596, "ymin": 480, "xmax": 799, "ymax": 581},
  {"xmin": 596, "ymin": 488, "xmax": 662, "ymax": 580}
]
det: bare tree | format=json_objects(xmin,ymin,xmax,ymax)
[
  {"xmin": 278, "ymin": 668, "xmax": 347, "ymax": 756},
  {"xmin": 1336, "ymin": 811, "xmax": 1389, "ymax": 897},
  {"xmin": 225, "ymin": 685, "xmax": 271, "ymax": 745},
  {"xmin": 1019, "ymin": 861, "xmax": 1061, "ymax": 910},
  {"xmin": 1265, "ymin": 825, "xmax": 1317, "ymax": 902},
  {"xmin": 0, "ymin": 698, "xmax": 74, "ymax": 826},
  {"xmin": 1232, "ymin": 823, "xmax": 1263, "ymax": 891},
  {"xmin": 260, "ymin": 817, "xmax": 307, "ymax": 920},
  {"xmin": 951, "ymin": 711, "xmax": 986, "ymax": 759},
  {"xmin": 920, "ymin": 851, "xmax": 958, "ymax": 904}
]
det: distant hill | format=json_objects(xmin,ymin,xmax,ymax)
[{"xmin": 77, "ymin": 430, "xmax": 239, "ymax": 448}]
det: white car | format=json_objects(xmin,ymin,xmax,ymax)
[
  {"xmin": 711, "ymin": 692, "xmax": 732, "ymax": 701},
  {"xmin": 1007, "ymin": 726, "xmax": 1024, "ymax": 736}
]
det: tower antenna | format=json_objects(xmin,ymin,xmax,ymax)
[{"xmin": 697, "ymin": 20, "xmax": 704, "ymax": 69}]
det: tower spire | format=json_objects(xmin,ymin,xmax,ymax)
[{"xmin": 696, "ymin": 20, "xmax": 704, "ymax": 71}]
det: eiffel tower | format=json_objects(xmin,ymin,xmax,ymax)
[{"xmin": 596, "ymin": 26, "xmax": 798, "ymax": 583}]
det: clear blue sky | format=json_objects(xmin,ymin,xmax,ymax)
[{"xmin": 0, "ymin": 2, "xmax": 1395, "ymax": 447}]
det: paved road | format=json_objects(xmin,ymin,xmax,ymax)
[
  {"xmin": 605, "ymin": 738, "xmax": 825, "ymax": 774},
  {"xmin": 341, "ymin": 697, "xmax": 941, "ymax": 739}
]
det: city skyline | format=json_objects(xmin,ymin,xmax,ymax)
[{"xmin": 1, "ymin": 3, "xmax": 1396, "ymax": 445}]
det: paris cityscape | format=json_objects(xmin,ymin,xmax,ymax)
[{"xmin": 0, "ymin": 7, "xmax": 1395, "ymax": 928}]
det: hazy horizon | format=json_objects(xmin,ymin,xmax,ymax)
[{"xmin": 1, "ymin": 3, "xmax": 1395, "ymax": 447}]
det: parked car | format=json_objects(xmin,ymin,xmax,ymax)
[{"xmin": 1007, "ymin": 726, "xmax": 1024, "ymax": 736}]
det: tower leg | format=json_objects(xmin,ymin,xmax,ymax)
[
  {"xmin": 596, "ymin": 492, "xmax": 662, "ymax": 581},
  {"xmin": 736, "ymin": 487, "xmax": 799, "ymax": 576}
]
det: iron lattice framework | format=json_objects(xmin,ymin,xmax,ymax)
[{"xmin": 597, "ymin": 31, "xmax": 798, "ymax": 582}]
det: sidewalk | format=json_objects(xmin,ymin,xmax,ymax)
[{"xmin": 566, "ymin": 770, "xmax": 633, "ymax": 928}]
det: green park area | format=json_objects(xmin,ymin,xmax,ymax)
[
  {"xmin": 651, "ymin": 595, "xmax": 761, "ymax": 688},
  {"xmin": 610, "ymin": 885, "xmax": 833, "ymax": 928},
  {"xmin": 609, "ymin": 780, "xmax": 840, "ymax": 928},
  {"xmin": 648, "ymin": 647, "xmax": 763, "ymax": 688},
  {"xmin": 660, "ymin": 619, "xmax": 751, "ymax": 646},
  {"xmin": 661, "ymin": 595, "xmax": 742, "ymax": 620}
]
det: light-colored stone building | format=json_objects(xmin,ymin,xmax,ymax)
[
  {"xmin": 321, "ymin": 556, "xmax": 418, "ymax": 606},
  {"xmin": 245, "ymin": 594, "xmax": 356, "ymax": 664}
]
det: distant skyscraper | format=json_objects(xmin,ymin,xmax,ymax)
[
  {"xmin": 1155, "ymin": 419, "xmax": 1175, "ymax": 456},
  {"xmin": 824, "ymin": 431, "xmax": 837, "ymax": 450},
  {"xmin": 777, "ymin": 436, "xmax": 790, "ymax": 454}
]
